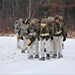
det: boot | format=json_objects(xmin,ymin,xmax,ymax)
[
  {"xmin": 21, "ymin": 50, "xmax": 25, "ymax": 53},
  {"xmin": 44, "ymin": 48, "xmax": 46, "ymax": 52},
  {"xmin": 52, "ymin": 54, "xmax": 57, "ymax": 58},
  {"xmin": 58, "ymin": 53, "xmax": 63, "ymax": 58},
  {"xmin": 39, "ymin": 57, "xmax": 45, "ymax": 61},
  {"xmin": 28, "ymin": 55, "xmax": 33, "ymax": 59},
  {"xmin": 46, "ymin": 54, "xmax": 50, "ymax": 60},
  {"xmin": 34, "ymin": 55, "xmax": 39, "ymax": 59}
]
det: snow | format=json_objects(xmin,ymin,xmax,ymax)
[{"xmin": 0, "ymin": 36, "xmax": 75, "ymax": 74}]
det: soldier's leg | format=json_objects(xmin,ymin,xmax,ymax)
[
  {"xmin": 28, "ymin": 41, "xmax": 35, "ymax": 59},
  {"xmin": 21, "ymin": 36, "xmax": 27, "ymax": 53},
  {"xmin": 45, "ymin": 39, "xmax": 51, "ymax": 59},
  {"xmin": 50, "ymin": 39, "xmax": 54, "ymax": 55},
  {"xmin": 58, "ymin": 36, "xmax": 63, "ymax": 58},
  {"xmin": 52, "ymin": 37, "xmax": 58, "ymax": 58},
  {"xmin": 34, "ymin": 39, "xmax": 39, "ymax": 58},
  {"xmin": 53, "ymin": 37, "xmax": 57, "ymax": 54},
  {"xmin": 17, "ymin": 39, "xmax": 20, "ymax": 48},
  {"xmin": 17, "ymin": 34, "xmax": 21, "ymax": 49},
  {"xmin": 39, "ymin": 38, "xmax": 45, "ymax": 60},
  {"xmin": 62, "ymin": 36, "xmax": 64, "ymax": 49}
]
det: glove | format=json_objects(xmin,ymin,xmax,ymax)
[
  {"xmin": 30, "ymin": 36, "xmax": 35, "ymax": 42},
  {"xmin": 63, "ymin": 37, "xmax": 66, "ymax": 41},
  {"xmin": 66, "ymin": 33, "xmax": 67, "ymax": 36},
  {"xmin": 51, "ymin": 37, "xmax": 53, "ymax": 40},
  {"xmin": 21, "ymin": 37, "xmax": 23, "ymax": 40},
  {"xmin": 27, "ymin": 36, "xmax": 35, "ymax": 46}
]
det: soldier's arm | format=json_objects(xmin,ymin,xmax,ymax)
[
  {"xmin": 62, "ymin": 23, "xmax": 67, "ymax": 41},
  {"xmin": 48, "ymin": 25, "xmax": 53, "ymax": 37},
  {"xmin": 62, "ymin": 23, "xmax": 67, "ymax": 37},
  {"xmin": 36, "ymin": 26, "xmax": 41, "ymax": 40}
]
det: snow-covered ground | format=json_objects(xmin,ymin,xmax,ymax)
[{"xmin": 0, "ymin": 36, "xmax": 75, "ymax": 75}]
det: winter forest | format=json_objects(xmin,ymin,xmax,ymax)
[{"xmin": 0, "ymin": 0, "xmax": 75, "ymax": 35}]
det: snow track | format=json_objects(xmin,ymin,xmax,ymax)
[{"xmin": 0, "ymin": 36, "xmax": 75, "ymax": 74}]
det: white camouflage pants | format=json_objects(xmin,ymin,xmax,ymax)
[
  {"xmin": 16, "ymin": 33, "xmax": 20, "ymax": 48},
  {"xmin": 28, "ymin": 39, "xmax": 39, "ymax": 56},
  {"xmin": 28, "ymin": 40, "xmax": 36, "ymax": 56},
  {"xmin": 39, "ymin": 38, "xmax": 51, "ymax": 58},
  {"xmin": 22, "ymin": 36, "xmax": 28, "ymax": 50},
  {"xmin": 34, "ymin": 39, "xmax": 39, "ymax": 56},
  {"xmin": 51, "ymin": 36, "xmax": 63, "ymax": 55}
]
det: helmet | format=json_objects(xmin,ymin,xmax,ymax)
[
  {"xmin": 30, "ymin": 18, "xmax": 39, "ymax": 26},
  {"xmin": 30, "ymin": 20, "xmax": 36, "ymax": 26},
  {"xmin": 19, "ymin": 18, "xmax": 23, "ymax": 22},
  {"xmin": 54, "ymin": 15, "xmax": 59, "ymax": 20},
  {"xmin": 59, "ymin": 16, "xmax": 63, "ymax": 21},
  {"xmin": 15, "ymin": 20, "xmax": 19, "ymax": 23},
  {"xmin": 41, "ymin": 18, "xmax": 50, "ymax": 27},
  {"xmin": 48, "ymin": 17, "xmax": 54, "ymax": 22}
]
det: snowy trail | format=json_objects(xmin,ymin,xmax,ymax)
[{"xmin": 0, "ymin": 36, "xmax": 75, "ymax": 74}]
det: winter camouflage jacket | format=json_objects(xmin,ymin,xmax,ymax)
[
  {"xmin": 52, "ymin": 21, "xmax": 67, "ymax": 38},
  {"xmin": 38, "ymin": 18, "xmax": 53, "ymax": 40},
  {"xmin": 28, "ymin": 18, "xmax": 40, "ymax": 41}
]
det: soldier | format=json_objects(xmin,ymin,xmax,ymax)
[
  {"xmin": 18, "ymin": 18, "xmax": 24, "ymax": 49},
  {"xmin": 48, "ymin": 17, "xmax": 55, "ymax": 56},
  {"xmin": 59, "ymin": 16, "xmax": 67, "ymax": 49},
  {"xmin": 38, "ymin": 18, "xmax": 53, "ymax": 60},
  {"xmin": 20, "ymin": 19, "xmax": 30, "ymax": 53},
  {"xmin": 14, "ymin": 18, "xmax": 24, "ymax": 49},
  {"xmin": 14, "ymin": 20, "xmax": 19, "ymax": 33},
  {"xmin": 52, "ymin": 15, "xmax": 67, "ymax": 58},
  {"xmin": 27, "ymin": 18, "xmax": 40, "ymax": 59},
  {"xmin": 14, "ymin": 20, "xmax": 20, "ymax": 48}
]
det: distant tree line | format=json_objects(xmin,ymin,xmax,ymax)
[{"xmin": 0, "ymin": 0, "xmax": 75, "ymax": 34}]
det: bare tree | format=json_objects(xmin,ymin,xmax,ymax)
[
  {"xmin": 1, "ymin": 0, "xmax": 4, "ymax": 30},
  {"xmin": 28, "ymin": 0, "xmax": 31, "ymax": 19},
  {"xmin": 15, "ymin": 0, "xmax": 19, "ymax": 19}
]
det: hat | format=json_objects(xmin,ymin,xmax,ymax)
[
  {"xmin": 19, "ymin": 18, "xmax": 23, "ymax": 22},
  {"xmin": 54, "ymin": 16, "xmax": 59, "ymax": 20}
]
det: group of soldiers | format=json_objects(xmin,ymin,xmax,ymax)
[{"xmin": 14, "ymin": 15, "xmax": 67, "ymax": 61}]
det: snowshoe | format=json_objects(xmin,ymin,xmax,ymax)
[
  {"xmin": 21, "ymin": 50, "xmax": 25, "ymax": 53},
  {"xmin": 28, "ymin": 55, "xmax": 33, "ymax": 59},
  {"xmin": 39, "ymin": 57, "xmax": 45, "ymax": 61},
  {"xmin": 52, "ymin": 54, "xmax": 57, "ymax": 58},
  {"xmin": 34, "ymin": 55, "xmax": 39, "ymax": 59},
  {"xmin": 58, "ymin": 53, "xmax": 63, "ymax": 58}
]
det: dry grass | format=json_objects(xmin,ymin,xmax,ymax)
[{"xmin": 67, "ymin": 30, "xmax": 75, "ymax": 38}]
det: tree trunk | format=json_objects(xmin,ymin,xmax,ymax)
[
  {"xmin": 2, "ymin": 0, "xmax": 4, "ymax": 31},
  {"xmin": 28, "ymin": 0, "xmax": 31, "ymax": 19}
]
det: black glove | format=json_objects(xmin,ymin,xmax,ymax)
[
  {"xmin": 18, "ymin": 29, "xmax": 21, "ymax": 35},
  {"xmin": 63, "ymin": 37, "xmax": 66, "ymax": 41},
  {"xmin": 30, "ymin": 36, "xmax": 35, "ymax": 42},
  {"xmin": 34, "ymin": 29, "xmax": 37, "ymax": 32},
  {"xmin": 66, "ymin": 33, "xmax": 67, "ymax": 36},
  {"xmin": 28, "ymin": 36, "xmax": 35, "ymax": 46},
  {"xmin": 51, "ymin": 37, "xmax": 53, "ymax": 40},
  {"xmin": 21, "ymin": 37, "xmax": 23, "ymax": 40}
]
